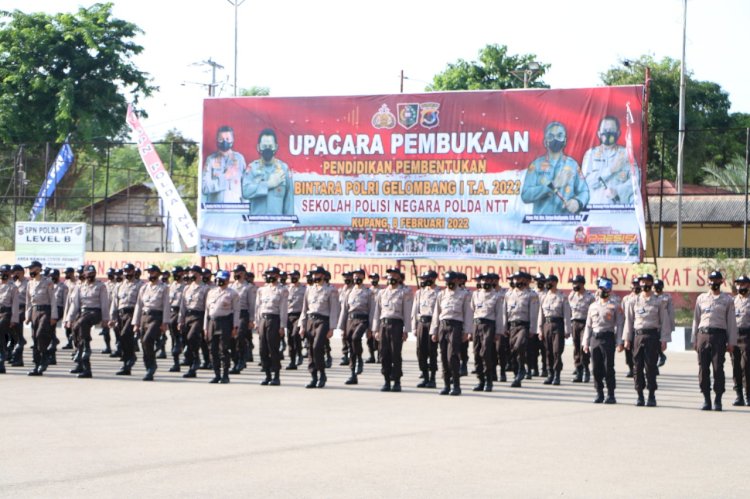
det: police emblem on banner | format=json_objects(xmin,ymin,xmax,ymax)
[
  {"xmin": 371, "ymin": 104, "xmax": 396, "ymax": 129},
  {"xmin": 419, "ymin": 102, "xmax": 440, "ymax": 129},
  {"xmin": 397, "ymin": 103, "xmax": 419, "ymax": 129}
]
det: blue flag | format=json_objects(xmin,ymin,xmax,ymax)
[{"xmin": 29, "ymin": 143, "xmax": 75, "ymax": 221}]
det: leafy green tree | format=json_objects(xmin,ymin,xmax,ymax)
[
  {"xmin": 0, "ymin": 3, "xmax": 156, "ymax": 144},
  {"xmin": 427, "ymin": 44, "xmax": 550, "ymax": 91},
  {"xmin": 601, "ymin": 55, "xmax": 745, "ymax": 183},
  {"xmin": 240, "ymin": 86, "xmax": 270, "ymax": 96},
  {"xmin": 701, "ymin": 154, "xmax": 749, "ymax": 193}
]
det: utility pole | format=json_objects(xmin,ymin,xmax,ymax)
[
  {"xmin": 188, "ymin": 58, "xmax": 224, "ymax": 96},
  {"xmin": 676, "ymin": 0, "xmax": 687, "ymax": 257},
  {"xmin": 227, "ymin": 0, "xmax": 246, "ymax": 96}
]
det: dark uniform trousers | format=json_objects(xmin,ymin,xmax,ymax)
[
  {"xmin": 286, "ymin": 313, "xmax": 302, "ymax": 361},
  {"xmin": 633, "ymin": 329, "xmax": 660, "ymax": 392},
  {"xmin": 10, "ymin": 306, "xmax": 26, "ymax": 359},
  {"xmin": 117, "ymin": 308, "xmax": 136, "ymax": 367},
  {"xmin": 140, "ymin": 311, "xmax": 163, "ymax": 370},
  {"xmin": 169, "ymin": 307, "xmax": 182, "ymax": 363},
  {"xmin": 50, "ymin": 305, "xmax": 65, "ymax": 354},
  {"xmin": 346, "ymin": 316, "xmax": 369, "ymax": 369},
  {"xmin": 379, "ymin": 318, "xmax": 404, "ymax": 381},
  {"xmin": 572, "ymin": 319, "xmax": 589, "ymax": 369},
  {"xmin": 230, "ymin": 310, "xmax": 249, "ymax": 368},
  {"xmin": 73, "ymin": 309, "xmax": 102, "ymax": 370},
  {"xmin": 0, "ymin": 307, "xmax": 13, "ymax": 363},
  {"xmin": 208, "ymin": 315, "xmax": 233, "ymax": 374},
  {"xmin": 30, "ymin": 306, "xmax": 53, "ymax": 368},
  {"xmin": 543, "ymin": 318, "xmax": 565, "ymax": 374},
  {"xmin": 306, "ymin": 314, "xmax": 329, "ymax": 373},
  {"xmin": 473, "ymin": 320, "xmax": 497, "ymax": 378},
  {"xmin": 731, "ymin": 328, "xmax": 750, "ymax": 393},
  {"xmin": 590, "ymin": 331, "xmax": 616, "ymax": 392},
  {"xmin": 526, "ymin": 325, "xmax": 541, "ymax": 373},
  {"xmin": 259, "ymin": 313, "xmax": 282, "ymax": 373},
  {"xmin": 696, "ymin": 328, "xmax": 727, "ymax": 395},
  {"xmin": 416, "ymin": 319, "xmax": 438, "ymax": 374},
  {"xmin": 367, "ymin": 333, "xmax": 379, "ymax": 360},
  {"xmin": 496, "ymin": 329, "xmax": 510, "ymax": 377},
  {"xmin": 438, "ymin": 320, "xmax": 463, "ymax": 382},
  {"xmin": 509, "ymin": 321, "xmax": 529, "ymax": 370},
  {"xmin": 184, "ymin": 311, "xmax": 204, "ymax": 368}
]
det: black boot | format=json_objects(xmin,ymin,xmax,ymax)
[
  {"xmin": 325, "ymin": 354, "xmax": 332, "ymax": 369},
  {"xmin": 209, "ymin": 366, "xmax": 221, "ymax": 383},
  {"xmin": 116, "ymin": 363, "xmax": 131, "ymax": 376},
  {"xmin": 380, "ymin": 376, "xmax": 391, "ymax": 392},
  {"xmin": 583, "ymin": 366, "xmax": 590, "ymax": 383},
  {"xmin": 426, "ymin": 371, "xmax": 436, "ymax": 389},
  {"xmin": 646, "ymin": 391, "xmax": 656, "ymax": 407},
  {"xmin": 552, "ymin": 371, "xmax": 561, "ymax": 386},
  {"xmin": 484, "ymin": 378, "xmax": 493, "ymax": 392},
  {"xmin": 460, "ymin": 360, "xmax": 468, "ymax": 377},
  {"xmin": 220, "ymin": 367, "xmax": 230, "ymax": 384},
  {"xmin": 269, "ymin": 370, "xmax": 280, "ymax": 386},
  {"xmin": 285, "ymin": 360, "xmax": 297, "ymax": 370},
  {"xmin": 143, "ymin": 364, "xmax": 156, "ymax": 382},
  {"xmin": 510, "ymin": 367, "xmax": 523, "ymax": 388},
  {"xmin": 392, "ymin": 378, "xmax": 402, "ymax": 392},
  {"xmin": 499, "ymin": 368, "xmax": 507, "ymax": 383},
  {"xmin": 169, "ymin": 355, "xmax": 181, "ymax": 372},
  {"xmin": 714, "ymin": 394, "xmax": 723, "ymax": 411},
  {"xmin": 439, "ymin": 378, "xmax": 451, "ymax": 395},
  {"xmin": 339, "ymin": 354, "xmax": 349, "ymax": 366},
  {"xmin": 701, "ymin": 392, "xmax": 712, "ymax": 410},
  {"xmin": 604, "ymin": 389, "xmax": 617, "ymax": 404},
  {"xmin": 473, "ymin": 376, "xmax": 485, "ymax": 392},
  {"xmin": 450, "ymin": 379, "xmax": 461, "ymax": 396},
  {"xmin": 28, "ymin": 363, "xmax": 42, "ymax": 376},
  {"xmin": 541, "ymin": 367, "xmax": 548, "ymax": 378},
  {"xmin": 626, "ymin": 367, "xmax": 634, "ymax": 378},
  {"xmin": 356, "ymin": 357, "xmax": 364, "ymax": 375},
  {"xmin": 594, "ymin": 388, "xmax": 605, "ymax": 404},
  {"xmin": 572, "ymin": 366, "xmax": 583, "ymax": 383},
  {"xmin": 543, "ymin": 373, "xmax": 554, "ymax": 385},
  {"xmin": 0, "ymin": 361, "xmax": 5, "ymax": 374},
  {"xmin": 366, "ymin": 354, "xmax": 376, "ymax": 364},
  {"xmin": 49, "ymin": 351, "xmax": 57, "ymax": 365},
  {"xmin": 70, "ymin": 363, "xmax": 84, "ymax": 374},
  {"xmin": 317, "ymin": 370, "xmax": 327, "ymax": 388},
  {"xmin": 345, "ymin": 368, "xmax": 358, "ymax": 385},
  {"xmin": 636, "ymin": 390, "xmax": 645, "ymax": 406},
  {"xmin": 261, "ymin": 370, "xmax": 272, "ymax": 385},
  {"xmin": 417, "ymin": 370, "xmax": 429, "ymax": 388},
  {"xmin": 78, "ymin": 361, "xmax": 93, "ymax": 379},
  {"xmin": 732, "ymin": 389, "xmax": 745, "ymax": 407},
  {"xmin": 306, "ymin": 371, "xmax": 318, "ymax": 389}
]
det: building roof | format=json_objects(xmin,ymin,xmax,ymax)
[
  {"xmin": 646, "ymin": 179, "xmax": 734, "ymax": 196},
  {"xmin": 648, "ymin": 194, "xmax": 749, "ymax": 223}
]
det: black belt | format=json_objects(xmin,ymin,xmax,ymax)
[
  {"xmin": 474, "ymin": 318, "xmax": 496, "ymax": 325},
  {"xmin": 143, "ymin": 310, "xmax": 163, "ymax": 316},
  {"xmin": 171, "ymin": 306, "xmax": 180, "ymax": 311},
  {"xmin": 419, "ymin": 316, "xmax": 432, "ymax": 323},
  {"xmin": 349, "ymin": 313, "xmax": 369, "ymax": 321},
  {"xmin": 33, "ymin": 304, "xmax": 51, "ymax": 311},
  {"xmin": 288, "ymin": 312, "xmax": 301, "ymax": 318},
  {"xmin": 509, "ymin": 320, "xmax": 530, "ymax": 327},
  {"xmin": 19, "ymin": 304, "xmax": 25, "ymax": 310},
  {"xmin": 211, "ymin": 314, "xmax": 232, "ymax": 321},
  {"xmin": 699, "ymin": 327, "xmax": 726, "ymax": 335},
  {"xmin": 308, "ymin": 313, "xmax": 329, "ymax": 320},
  {"xmin": 636, "ymin": 328, "xmax": 659, "ymax": 336},
  {"xmin": 262, "ymin": 313, "xmax": 280, "ymax": 319},
  {"xmin": 82, "ymin": 308, "xmax": 101, "ymax": 313},
  {"xmin": 593, "ymin": 331, "xmax": 614, "ymax": 339},
  {"xmin": 547, "ymin": 317, "xmax": 564, "ymax": 324},
  {"xmin": 441, "ymin": 319, "xmax": 463, "ymax": 327},
  {"xmin": 381, "ymin": 318, "xmax": 403, "ymax": 325},
  {"xmin": 0, "ymin": 306, "xmax": 11, "ymax": 313},
  {"xmin": 572, "ymin": 318, "xmax": 586, "ymax": 324},
  {"xmin": 119, "ymin": 307, "xmax": 135, "ymax": 314},
  {"xmin": 186, "ymin": 309, "xmax": 204, "ymax": 316},
  {"xmin": 240, "ymin": 309, "xmax": 249, "ymax": 318},
  {"xmin": 739, "ymin": 328, "xmax": 750, "ymax": 336}
]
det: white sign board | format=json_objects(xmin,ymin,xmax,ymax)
[{"xmin": 15, "ymin": 222, "xmax": 86, "ymax": 268}]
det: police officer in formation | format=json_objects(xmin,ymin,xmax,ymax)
[
  {"xmin": 229, "ymin": 264, "xmax": 254, "ymax": 374},
  {"xmin": 179, "ymin": 265, "xmax": 210, "ymax": 378},
  {"xmin": 338, "ymin": 268, "xmax": 374, "ymax": 385},
  {"xmin": 285, "ymin": 270, "xmax": 306, "ymax": 369},
  {"xmin": 205, "ymin": 270, "xmax": 240, "ymax": 383},
  {"xmin": 255, "ymin": 267, "xmax": 288, "ymax": 385},
  {"xmin": 133, "ymin": 265, "xmax": 170, "ymax": 381},
  {"xmin": 583, "ymin": 278, "xmax": 624, "ymax": 404},
  {"xmin": 732, "ymin": 275, "xmax": 750, "ymax": 406},
  {"xmin": 412, "ymin": 270, "xmax": 439, "ymax": 388},
  {"xmin": 109, "ymin": 263, "xmax": 141, "ymax": 375},
  {"xmin": 24, "ymin": 261, "xmax": 57, "ymax": 376},
  {"xmin": 504, "ymin": 272, "xmax": 539, "ymax": 388},
  {"xmin": 300, "ymin": 266, "xmax": 339, "ymax": 388},
  {"xmin": 65, "ymin": 265, "xmax": 109, "ymax": 378},
  {"xmin": 621, "ymin": 277, "xmax": 641, "ymax": 378},
  {"xmin": 372, "ymin": 267, "xmax": 412, "ymax": 392},
  {"xmin": 167, "ymin": 266, "xmax": 186, "ymax": 372},
  {"xmin": 654, "ymin": 278, "xmax": 673, "ymax": 368},
  {"xmin": 366, "ymin": 272, "xmax": 382, "ymax": 363},
  {"xmin": 569, "ymin": 275, "xmax": 595, "ymax": 383},
  {"xmin": 538, "ymin": 274, "xmax": 571, "ymax": 386},
  {"xmin": 691, "ymin": 271, "xmax": 737, "ymax": 411},
  {"xmin": 470, "ymin": 273, "xmax": 504, "ymax": 392},
  {"xmin": 0, "ymin": 264, "xmax": 19, "ymax": 374}
]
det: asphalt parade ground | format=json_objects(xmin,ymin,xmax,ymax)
[{"xmin": 1, "ymin": 333, "xmax": 747, "ymax": 498}]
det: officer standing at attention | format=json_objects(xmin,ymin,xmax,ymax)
[
  {"xmin": 109, "ymin": 263, "xmax": 140, "ymax": 375},
  {"xmin": 229, "ymin": 265, "xmax": 253, "ymax": 374},
  {"xmin": 621, "ymin": 277, "xmax": 641, "ymax": 378},
  {"xmin": 255, "ymin": 267, "xmax": 288, "ymax": 386},
  {"xmin": 653, "ymin": 279, "xmax": 674, "ymax": 368},
  {"xmin": 412, "ymin": 270, "xmax": 439, "ymax": 388},
  {"xmin": 430, "ymin": 271, "xmax": 472, "ymax": 396},
  {"xmin": 691, "ymin": 270, "xmax": 738, "ymax": 411},
  {"xmin": 529, "ymin": 272, "xmax": 547, "ymax": 378},
  {"xmin": 470, "ymin": 273, "xmax": 505, "ymax": 392},
  {"xmin": 583, "ymin": 278, "xmax": 624, "ymax": 404},
  {"xmin": 366, "ymin": 272, "xmax": 382, "ymax": 363},
  {"xmin": 504, "ymin": 272, "xmax": 539, "ymax": 388},
  {"xmin": 10, "ymin": 264, "xmax": 28, "ymax": 367},
  {"xmin": 167, "ymin": 266, "xmax": 186, "ymax": 372},
  {"xmin": 0, "ymin": 265, "xmax": 20, "ymax": 374},
  {"xmin": 65, "ymin": 265, "xmax": 109, "ymax": 379},
  {"xmin": 338, "ymin": 268, "xmax": 374, "ymax": 385},
  {"xmin": 537, "ymin": 275, "xmax": 571, "ymax": 386},
  {"xmin": 179, "ymin": 265, "xmax": 210, "ymax": 378},
  {"xmin": 300, "ymin": 266, "xmax": 339, "ymax": 389},
  {"xmin": 623, "ymin": 274, "xmax": 670, "ymax": 407},
  {"xmin": 133, "ymin": 265, "xmax": 171, "ymax": 381},
  {"xmin": 285, "ymin": 270, "xmax": 306, "ymax": 369},
  {"xmin": 731, "ymin": 275, "xmax": 750, "ymax": 407},
  {"xmin": 372, "ymin": 267, "xmax": 412, "ymax": 392},
  {"xmin": 24, "ymin": 261, "xmax": 57, "ymax": 376},
  {"xmin": 338, "ymin": 271, "xmax": 355, "ymax": 367},
  {"xmin": 569, "ymin": 275, "xmax": 595, "ymax": 383},
  {"xmin": 205, "ymin": 270, "xmax": 240, "ymax": 384},
  {"xmin": 99, "ymin": 268, "xmax": 117, "ymax": 354}
]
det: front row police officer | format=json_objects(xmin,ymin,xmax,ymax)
[
  {"xmin": 623, "ymin": 273, "xmax": 670, "ymax": 407},
  {"xmin": 412, "ymin": 270, "xmax": 439, "ymax": 388},
  {"xmin": 732, "ymin": 275, "xmax": 750, "ymax": 406},
  {"xmin": 470, "ymin": 273, "xmax": 504, "ymax": 392},
  {"xmin": 692, "ymin": 270, "xmax": 737, "ymax": 411},
  {"xmin": 300, "ymin": 266, "xmax": 339, "ymax": 389},
  {"xmin": 0, "ymin": 265, "xmax": 20, "ymax": 374},
  {"xmin": 133, "ymin": 265, "xmax": 171, "ymax": 381},
  {"xmin": 255, "ymin": 267, "xmax": 288, "ymax": 386},
  {"xmin": 205, "ymin": 270, "xmax": 240, "ymax": 384},
  {"xmin": 430, "ymin": 271, "xmax": 472, "ymax": 396},
  {"xmin": 537, "ymin": 275, "xmax": 571, "ymax": 386},
  {"xmin": 65, "ymin": 265, "xmax": 109, "ymax": 378},
  {"xmin": 372, "ymin": 267, "xmax": 412, "ymax": 392},
  {"xmin": 583, "ymin": 278, "xmax": 624, "ymax": 404},
  {"xmin": 24, "ymin": 260, "xmax": 57, "ymax": 376},
  {"xmin": 504, "ymin": 272, "xmax": 539, "ymax": 388}
]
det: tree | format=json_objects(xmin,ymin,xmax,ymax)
[
  {"xmin": 0, "ymin": 3, "xmax": 156, "ymax": 144},
  {"xmin": 427, "ymin": 44, "xmax": 550, "ymax": 91},
  {"xmin": 240, "ymin": 86, "xmax": 270, "ymax": 96},
  {"xmin": 600, "ymin": 55, "xmax": 746, "ymax": 183},
  {"xmin": 701, "ymin": 154, "xmax": 749, "ymax": 193}
]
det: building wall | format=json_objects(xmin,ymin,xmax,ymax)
[
  {"xmin": 646, "ymin": 224, "xmax": 750, "ymax": 257},
  {"xmin": 90, "ymin": 225, "xmax": 164, "ymax": 252}
]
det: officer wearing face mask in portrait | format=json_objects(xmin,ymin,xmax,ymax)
[
  {"xmin": 691, "ymin": 271, "xmax": 738, "ymax": 411},
  {"xmin": 412, "ymin": 270, "xmax": 439, "ymax": 388},
  {"xmin": 65, "ymin": 265, "xmax": 109, "ymax": 379},
  {"xmin": 581, "ymin": 115, "xmax": 638, "ymax": 206},
  {"xmin": 583, "ymin": 278, "xmax": 624, "ymax": 404},
  {"xmin": 205, "ymin": 270, "xmax": 240, "ymax": 384},
  {"xmin": 503, "ymin": 272, "xmax": 539, "ymax": 387},
  {"xmin": 731, "ymin": 275, "xmax": 750, "ymax": 407},
  {"xmin": 623, "ymin": 274, "xmax": 670, "ymax": 407},
  {"xmin": 133, "ymin": 265, "xmax": 171, "ymax": 381},
  {"xmin": 0, "ymin": 265, "xmax": 20, "ymax": 374},
  {"xmin": 24, "ymin": 261, "xmax": 58, "ymax": 376},
  {"xmin": 620, "ymin": 277, "xmax": 642, "ymax": 378},
  {"xmin": 241, "ymin": 128, "xmax": 295, "ymax": 216},
  {"xmin": 202, "ymin": 125, "xmax": 246, "ymax": 204},
  {"xmin": 521, "ymin": 121, "xmax": 590, "ymax": 215}
]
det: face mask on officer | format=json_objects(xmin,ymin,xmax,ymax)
[
  {"xmin": 216, "ymin": 277, "xmax": 227, "ymax": 287},
  {"xmin": 739, "ymin": 287, "xmax": 749, "ymax": 295},
  {"xmin": 291, "ymin": 276, "xmax": 299, "ymax": 284},
  {"xmin": 234, "ymin": 273, "xmax": 242, "ymax": 281},
  {"xmin": 312, "ymin": 275, "xmax": 323, "ymax": 283},
  {"xmin": 203, "ymin": 275, "xmax": 211, "ymax": 284},
  {"xmin": 29, "ymin": 269, "xmax": 39, "ymax": 278},
  {"xmin": 483, "ymin": 282, "xmax": 492, "ymax": 290},
  {"xmin": 388, "ymin": 277, "xmax": 398, "ymax": 286},
  {"xmin": 370, "ymin": 280, "xmax": 379, "ymax": 287},
  {"xmin": 544, "ymin": 124, "xmax": 566, "ymax": 153},
  {"xmin": 600, "ymin": 290, "xmax": 610, "ymax": 299},
  {"xmin": 545, "ymin": 282, "xmax": 555, "ymax": 290},
  {"xmin": 573, "ymin": 284, "xmax": 581, "ymax": 292},
  {"xmin": 344, "ymin": 278, "xmax": 353, "ymax": 286},
  {"xmin": 709, "ymin": 281, "xmax": 721, "ymax": 291},
  {"xmin": 509, "ymin": 280, "xmax": 516, "ymax": 289},
  {"xmin": 125, "ymin": 272, "xmax": 134, "ymax": 280},
  {"xmin": 420, "ymin": 280, "xmax": 432, "ymax": 288},
  {"xmin": 265, "ymin": 275, "xmax": 277, "ymax": 283},
  {"xmin": 1, "ymin": 273, "xmax": 8, "ymax": 281},
  {"xmin": 87, "ymin": 274, "xmax": 96, "ymax": 283},
  {"xmin": 536, "ymin": 281, "xmax": 545, "ymax": 290},
  {"xmin": 599, "ymin": 131, "xmax": 619, "ymax": 146},
  {"xmin": 148, "ymin": 273, "xmax": 159, "ymax": 282},
  {"xmin": 354, "ymin": 277, "xmax": 363, "ymax": 285},
  {"xmin": 447, "ymin": 280, "xmax": 457, "ymax": 290},
  {"xmin": 641, "ymin": 283, "xmax": 652, "ymax": 292},
  {"xmin": 633, "ymin": 286, "xmax": 641, "ymax": 294}
]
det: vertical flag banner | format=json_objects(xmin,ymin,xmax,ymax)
[
  {"xmin": 126, "ymin": 104, "xmax": 199, "ymax": 248},
  {"xmin": 199, "ymin": 86, "xmax": 646, "ymax": 262},
  {"xmin": 29, "ymin": 142, "xmax": 74, "ymax": 221}
]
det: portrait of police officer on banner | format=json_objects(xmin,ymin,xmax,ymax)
[
  {"xmin": 241, "ymin": 128, "xmax": 295, "ymax": 217},
  {"xmin": 521, "ymin": 121, "xmax": 589, "ymax": 215},
  {"xmin": 202, "ymin": 125, "xmax": 246, "ymax": 204}
]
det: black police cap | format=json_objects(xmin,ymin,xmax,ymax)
[
  {"xmin": 0, "ymin": 264, "xmax": 11, "ymax": 272},
  {"xmin": 64, "ymin": 267, "xmax": 75, "ymax": 274},
  {"xmin": 84, "ymin": 265, "xmax": 97, "ymax": 273},
  {"xmin": 631, "ymin": 277, "xmax": 641, "ymax": 286},
  {"xmin": 122, "ymin": 263, "xmax": 136, "ymax": 272},
  {"xmin": 368, "ymin": 273, "xmax": 380, "ymax": 279},
  {"xmin": 264, "ymin": 266, "xmax": 281, "ymax": 274},
  {"xmin": 546, "ymin": 274, "xmax": 559, "ymax": 282},
  {"xmin": 654, "ymin": 279, "xmax": 665, "ymax": 288},
  {"xmin": 419, "ymin": 270, "xmax": 438, "ymax": 280},
  {"xmin": 171, "ymin": 266, "xmax": 184, "ymax": 273},
  {"xmin": 144, "ymin": 264, "xmax": 160, "ymax": 273},
  {"xmin": 188, "ymin": 265, "xmax": 202, "ymax": 273},
  {"xmin": 569, "ymin": 275, "xmax": 586, "ymax": 284},
  {"xmin": 12, "ymin": 264, "xmax": 25, "ymax": 272},
  {"xmin": 341, "ymin": 270, "xmax": 353, "ymax": 277},
  {"xmin": 289, "ymin": 270, "xmax": 300, "ymax": 276},
  {"xmin": 709, "ymin": 270, "xmax": 723, "ymax": 280},
  {"xmin": 533, "ymin": 272, "xmax": 546, "ymax": 281},
  {"xmin": 351, "ymin": 268, "xmax": 366, "ymax": 275},
  {"xmin": 638, "ymin": 273, "xmax": 654, "ymax": 282},
  {"xmin": 25, "ymin": 260, "xmax": 43, "ymax": 269},
  {"xmin": 232, "ymin": 264, "xmax": 247, "ymax": 273},
  {"xmin": 734, "ymin": 275, "xmax": 750, "ymax": 284},
  {"xmin": 106, "ymin": 267, "xmax": 116, "ymax": 275},
  {"xmin": 310, "ymin": 266, "xmax": 326, "ymax": 274}
]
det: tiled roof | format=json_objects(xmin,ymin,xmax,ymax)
[{"xmin": 647, "ymin": 195, "xmax": 749, "ymax": 223}]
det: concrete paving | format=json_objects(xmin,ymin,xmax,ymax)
[{"xmin": 1, "ymin": 332, "xmax": 747, "ymax": 498}]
